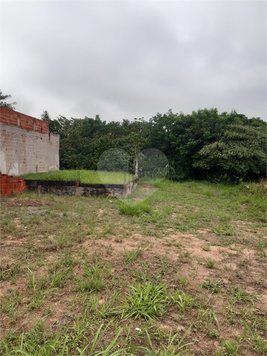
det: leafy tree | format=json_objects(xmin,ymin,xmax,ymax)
[
  {"xmin": 148, "ymin": 108, "xmax": 227, "ymax": 180},
  {"xmin": 148, "ymin": 109, "xmax": 177, "ymax": 159},
  {"xmin": 41, "ymin": 110, "xmax": 51, "ymax": 122},
  {"xmin": 172, "ymin": 108, "xmax": 228, "ymax": 180},
  {"xmin": 0, "ymin": 90, "xmax": 16, "ymax": 110},
  {"xmin": 41, "ymin": 110, "xmax": 62, "ymax": 134},
  {"xmin": 40, "ymin": 107, "xmax": 266, "ymax": 183},
  {"xmin": 194, "ymin": 125, "xmax": 266, "ymax": 184},
  {"xmin": 97, "ymin": 148, "xmax": 129, "ymax": 172},
  {"xmin": 138, "ymin": 148, "xmax": 169, "ymax": 179}
]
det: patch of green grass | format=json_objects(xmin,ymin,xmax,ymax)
[
  {"xmin": 26, "ymin": 290, "xmax": 45, "ymax": 311},
  {"xmin": 231, "ymin": 286, "xmax": 260, "ymax": 304},
  {"xmin": 1, "ymin": 289, "xmax": 23, "ymax": 323},
  {"xmin": 114, "ymin": 236, "xmax": 123, "ymax": 243},
  {"xmin": 255, "ymin": 238, "xmax": 267, "ymax": 258},
  {"xmin": 20, "ymin": 170, "xmax": 135, "ymax": 184},
  {"xmin": 123, "ymin": 247, "xmax": 144, "ymax": 263},
  {"xmin": 251, "ymin": 335, "xmax": 267, "ymax": 355},
  {"xmin": 224, "ymin": 339, "xmax": 241, "ymax": 355},
  {"xmin": 118, "ymin": 200, "xmax": 151, "ymax": 216},
  {"xmin": 143, "ymin": 325, "xmax": 193, "ymax": 355},
  {"xmin": 78, "ymin": 259, "xmax": 106, "ymax": 292},
  {"xmin": 150, "ymin": 206, "xmax": 174, "ymax": 223},
  {"xmin": 113, "ymin": 282, "xmax": 168, "ymax": 320},
  {"xmin": 207, "ymin": 328, "xmax": 219, "ymax": 339},
  {"xmin": 1, "ymin": 219, "xmax": 16, "ymax": 233},
  {"xmin": 28, "ymin": 266, "xmax": 72, "ymax": 291},
  {"xmin": 170, "ymin": 290, "xmax": 194, "ymax": 314},
  {"xmin": 0, "ymin": 264, "xmax": 21, "ymax": 282},
  {"xmin": 201, "ymin": 279, "xmax": 223, "ymax": 294},
  {"xmin": 201, "ymin": 245, "xmax": 211, "ymax": 252},
  {"xmin": 213, "ymin": 223, "xmax": 235, "ymax": 236},
  {"xmin": 205, "ymin": 258, "xmax": 216, "ymax": 269},
  {"xmin": 176, "ymin": 269, "xmax": 190, "ymax": 287}
]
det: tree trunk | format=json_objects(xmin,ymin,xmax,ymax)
[{"xmin": 135, "ymin": 143, "xmax": 139, "ymax": 178}]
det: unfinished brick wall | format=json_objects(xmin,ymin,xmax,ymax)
[
  {"xmin": 0, "ymin": 107, "xmax": 59, "ymax": 176},
  {"xmin": 0, "ymin": 106, "xmax": 49, "ymax": 133}
]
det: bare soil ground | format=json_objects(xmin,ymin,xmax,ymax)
[{"xmin": 0, "ymin": 181, "xmax": 266, "ymax": 355}]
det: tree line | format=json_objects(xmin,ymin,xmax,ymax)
[
  {"xmin": 41, "ymin": 108, "xmax": 266, "ymax": 184},
  {"xmin": 3, "ymin": 89, "xmax": 264, "ymax": 183}
]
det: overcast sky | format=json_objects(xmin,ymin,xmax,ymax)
[{"xmin": 0, "ymin": 0, "xmax": 266, "ymax": 122}]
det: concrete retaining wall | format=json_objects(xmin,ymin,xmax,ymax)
[
  {"xmin": 0, "ymin": 107, "xmax": 59, "ymax": 175},
  {"xmin": 25, "ymin": 178, "xmax": 139, "ymax": 199}
]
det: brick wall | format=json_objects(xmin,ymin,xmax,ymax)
[
  {"xmin": 0, "ymin": 107, "xmax": 59, "ymax": 175},
  {"xmin": 0, "ymin": 107, "xmax": 49, "ymax": 133}
]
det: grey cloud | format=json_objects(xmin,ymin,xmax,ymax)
[{"xmin": 1, "ymin": 1, "xmax": 266, "ymax": 121}]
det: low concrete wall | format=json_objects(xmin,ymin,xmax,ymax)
[{"xmin": 25, "ymin": 178, "xmax": 139, "ymax": 198}]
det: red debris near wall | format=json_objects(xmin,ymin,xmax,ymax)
[{"xmin": 0, "ymin": 173, "xmax": 28, "ymax": 197}]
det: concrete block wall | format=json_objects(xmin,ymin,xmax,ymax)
[
  {"xmin": 0, "ymin": 107, "xmax": 59, "ymax": 176},
  {"xmin": 25, "ymin": 178, "xmax": 139, "ymax": 198}
]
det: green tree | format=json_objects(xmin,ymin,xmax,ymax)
[
  {"xmin": 41, "ymin": 110, "xmax": 51, "ymax": 121},
  {"xmin": 194, "ymin": 125, "xmax": 266, "ymax": 184},
  {"xmin": 0, "ymin": 90, "xmax": 16, "ymax": 110},
  {"xmin": 172, "ymin": 108, "xmax": 227, "ymax": 180},
  {"xmin": 41, "ymin": 110, "xmax": 62, "ymax": 134},
  {"xmin": 38, "ymin": 107, "xmax": 266, "ymax": 182}
]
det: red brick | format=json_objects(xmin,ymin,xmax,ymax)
[{"xmin": 1, "ymin": 107, "xmax": 49, "ymax": 134}]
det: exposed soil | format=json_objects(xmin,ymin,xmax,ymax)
[{"xmin": 0, "ymin": 188, "xmax": 266, "ymax": 355}]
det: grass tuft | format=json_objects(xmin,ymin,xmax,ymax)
[
  {"xmin": 113, "ymin": 282, "xmax": 168, "ymax": 320},
  {"xmin": 118, "ymin": 201, "xmax": 151, "ymax": 216},
  {"xmin": 123, "ymin": 248, "xmax": 144, "ymax": 263},
  {"xmin": 201, "ymin": 279, "xmax": 223, "ymax": 294}
]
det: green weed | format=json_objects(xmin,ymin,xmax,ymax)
[
  {"xmin": 170, "ymin": 290, "xmax": 194, "ymax": 314},
  {"xmin": 176, "ymin": 269, "xmax": 190, "ymax": 287},
  {"xmin": 78, "ymin": 260, "xmax": 105, "ymax": 292},
  {"xmin": 201, "ymin": 245, "xmax": 211, "ymax": 252},
  {"xmin": 2, "ymin": 219, "xmax": 16, "ymax": 233},
  {"xmin": 231, "ymin": 286, "xmax": 260, "ymax": 304},
  {"xmin": 205, "ymin": 258, "xmax": 216, "ymax": 268},
  {"xmin": 123, "ymin": 247, "xmax": 144, "ymax": 263},
  {"xmin": 0, "ymin": 264, "xmax": 21, "ymax": 282},
  {"xmin": 224, "ymin": 339, "xmax": 241, "ymax": 355},
  {"xmin": 113, "ymin": 282, "xmax": 168, "ymax": 320},
  {"xmin": 143, "ymin": 325, "xmax": 193, "ymax": 355},
  {"xmin": 251, "ymin": 336, "xmax": 267, "ymax": 355},
  {"xmin": 201, "ymin": 279, "xmax": 223, "ymax": 294},
  {"xmin": 118, "ymin": 200, "xmax": 151, "ymax": 216}
]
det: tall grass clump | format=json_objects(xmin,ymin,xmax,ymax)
[
  {"xmin": 113, "ymin": 282, "xmax": 168, "ymax": 320},
  {"xmin": 118, "ymin": 200, "xmax": 151, "ymax": 216}
]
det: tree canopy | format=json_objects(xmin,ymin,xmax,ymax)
[
  {"xmin": 41, "ymin": 108, "xmax": 266, "ymax": 183},
  {"xmin": 194, "ymin": 125, "xmax": 266, "ymax": 184}
]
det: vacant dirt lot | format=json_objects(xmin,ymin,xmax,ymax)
[{"xmin": 1, "ymin": 181, "xmax": 266, "ymax": 355}]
